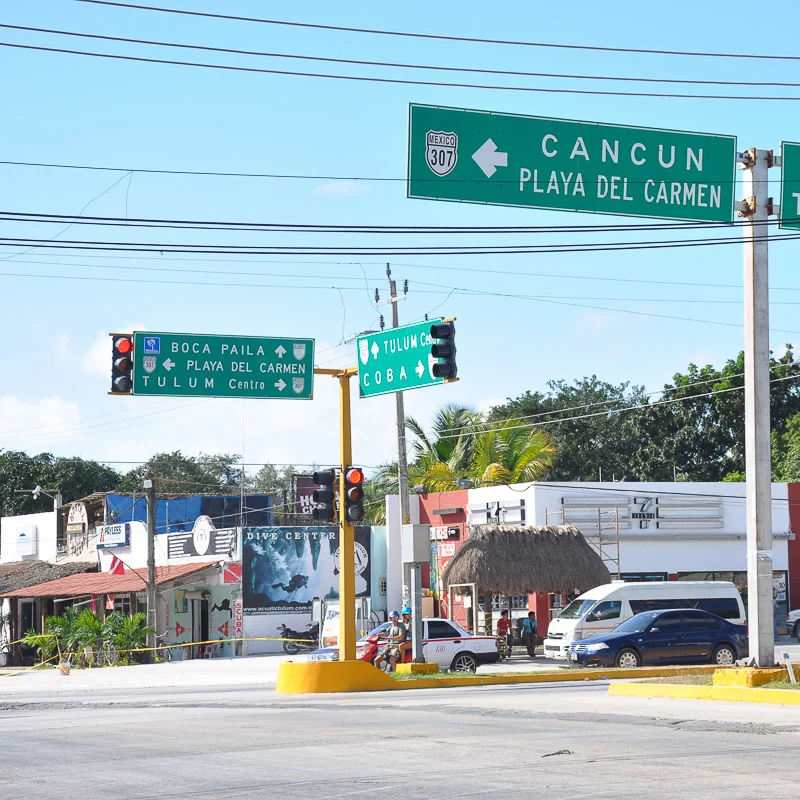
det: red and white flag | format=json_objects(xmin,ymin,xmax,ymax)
[
  {"xmin": 109, "ymin": 555, "xmax": 125, "ymax": 575},
  {"xmin": 105, "ymin": 593, "xmax": 115, "ymax": 611}
]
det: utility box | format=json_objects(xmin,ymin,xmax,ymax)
[{"xmin": 401, "ymin": 524, "xmax": 430, "ymax": 563}]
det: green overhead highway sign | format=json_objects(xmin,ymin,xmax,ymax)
[
  {"xmin": 357, "ymin": 318, "xmax": 448, "ymax": 399},
  {"xmin": 780, "ymin": 142, "xmax": 800, "ymax": 231},
  {"xmin": 131, "ymin": 331, "xmax": 314, "ymax": 399},
  {"xmin": 407, "ymin": 104, "xmax": 737, "ymax": 223}
]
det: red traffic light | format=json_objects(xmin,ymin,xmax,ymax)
[
  {"xmin": 345, "ymin": 467, "xmax": 364, "ymax": 486},
  {"xmin": 115, "ymin": 337, "xmax": 133, "ymax": 354}
]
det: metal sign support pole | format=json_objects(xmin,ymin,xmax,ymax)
[{"xmin": 741, "ymin": 147, "xmax": 776, "ymax": 667}]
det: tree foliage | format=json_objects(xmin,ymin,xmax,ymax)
[{"xmin": 0, "ymin": 450, "xmax": 122, "ymax": 516}]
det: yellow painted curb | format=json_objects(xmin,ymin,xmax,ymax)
[
  {"xmin": 712, "ymin": 668, "xmax": 786, "ymax": 688},
  {"xmin": 276, "ymin": 661, "xmax": 723, "ymax": 694},
  {"xmin": 395, "ymin": 663, "xmax": 440, "ymax": 675},
  {"xmin": 609, "ymin": 682, "xmax": 800, "ymax": 705},
  {"xmin": 276, "ymin": 661, "xmax": 396, "ymax": 693}
]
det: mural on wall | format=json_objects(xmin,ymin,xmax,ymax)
[{"xmin": 242, "ymin": 526, "xmax": 371, "ymax": 614}]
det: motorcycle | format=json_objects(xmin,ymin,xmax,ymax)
[
  {"xmin": 357, "ymin": 633, "xmax": 413, "ymax": 672},
  {"xmin": 278, "ymin": 622, "xmax": 319, "ymax": 655}
]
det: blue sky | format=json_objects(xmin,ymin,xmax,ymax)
[{"xmin": 1, "ymin": 0, "xmax": 800, "ymax": 476}]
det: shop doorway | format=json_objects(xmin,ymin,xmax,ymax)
[{"xmin": 192, "ymin": 598, "xmax": 210, "ymax": 657}]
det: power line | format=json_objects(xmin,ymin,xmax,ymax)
[
  {"xmin": 1, "ymin": 209, "xmax": 772, "ymax": 233},
  {"xmin": 430, "ymin": 374, "xmax": 800, "ymax": 442},
  {"xmin": 0, "ymin": 159, "xmax": 754, "ymax": 188},
  {"xmin": 4, "ymin": 41, "xmax": 800, "ymax": 101},
  {"xmin": 74, "ymin": 1, "xmax": 800, "ymax": 63},
  {"xmin": 5, "ymin": 23, "xmax": 800, "ymax": 89},
  {"xmin": 2, "ymin": 230, "xmax": 800, "ymax": 257},
  {"xmin": 424, "ymin": 366, "xmax": 800, "ymax": 437}
]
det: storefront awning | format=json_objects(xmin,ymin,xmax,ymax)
[{"xmin": 1, "ymin": 562, "xmax": 222, "ymax": 598}]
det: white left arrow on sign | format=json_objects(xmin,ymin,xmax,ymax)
[
  {"xmin": 163, "ymin": 358, "xmax": 176, "ymax": 371},
  {"xmin": 472, "ymin": 138, "xmax": 508, "ymax": 178},
  {"xmin": 275, "ymin": 379, "xmax": 287, "ymax": 391}
]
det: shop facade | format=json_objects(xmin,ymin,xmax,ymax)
[{"xmin": 404, "ymin": 481, "xmax": 796, "ymax": 636}]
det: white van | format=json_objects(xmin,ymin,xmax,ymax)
[{"xmin": 543, "ymin": 581, "xmax": 746, "ymax": 659}]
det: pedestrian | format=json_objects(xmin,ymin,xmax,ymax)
[
  {"xmin": 399, "ymin": 606, "xmax": 413, "ymax": 662},
  {"xmin": 774, "ymin": 596, "xmax": 781, "ymax": 642},
  {"xmin": 497, "ymin": 610, "xmax": 513, "ymax": 651},
  {"xmin": 374, "ymin": 611, "xmax": 406, "ymax": 672},
  {"xmin": 521, "ymin": 611, "xmax": 538, "ymax": 657}
]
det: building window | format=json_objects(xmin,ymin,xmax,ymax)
[
  {"xmin": 619, "ymin": 573, "xmax": 668, "ymax": 583},
  {"xmin": 379, "ymin": 577, "xmax": 387, "ymax": 596}
]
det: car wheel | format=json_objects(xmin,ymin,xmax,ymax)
[
  {"xmin": 451, "ymin": 652, "xmax": 478, "ymax": 673},
  {"xmin": 614, "ymin": 648, "xmax": 641, "ymax": 669},
  {"xmin": 712, "ymin": 644, "xmax": 736, "ymax": 666},
  {"xmin": 793, "ymin": 623, "xmax": 800, "ymax": 643}
]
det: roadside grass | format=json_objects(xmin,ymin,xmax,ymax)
[
  {"xmin": 639, "ymin": 675, "xmax": 714, "ymax": 686},
  {"xmin": 762, "ymin": 680, "xmax": 800, "ymax": 691},
  {"xmin": 390, "ymin": 669, "xmax": 575, "ymax": 681}
]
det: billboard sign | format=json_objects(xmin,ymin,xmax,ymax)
[{"xmin": 242, "ymin": 526, "xmax": 371, "ymax": 613}]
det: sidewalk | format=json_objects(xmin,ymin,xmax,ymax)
[{"xmin": 0, "ymin": 652, "xmax": 295, "ymax": 698}]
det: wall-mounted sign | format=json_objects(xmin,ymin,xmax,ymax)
[
  {"xmin": 97, "ymin": 523, "xmax": 130, "ymax": 549},
  {"xmin": 561, "ymin": 494, "xmax": 725, "ymax": 533},
  {"xmin": 67, "ymin": 502, "xmax": 88, "ymax": 532},
  {"xmin": 167, "ymin": 516, "xmax": 236, "ymax": 559},
  {"xmin": 16, "ymin": 525, "xmax": 38, "ymax": 557},
  {"xmin": 430, "ymin": 525, "xmax": 460, "ymax": 540}
]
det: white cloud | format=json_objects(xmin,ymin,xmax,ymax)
[
  {"xmin": 0, "ymin": 395, "xmax": 82, "ymax": 446},
  {"xmin": 312, "ymin": 181, "xmax": 369, "ymax": 197},
  {"xmin": 82, "ymin": 322, "xmax": 147, "ymax": 377},
  {"xmin": 477, "ymin": 396, "xmax": 506, "ymax": 414},
  {"xmin": 52, "ymin": 332, "xmax": 71, "ymax": 359}
]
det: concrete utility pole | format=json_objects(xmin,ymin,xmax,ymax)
[
  {"xmin": 740, "ymin": 147, "xmax": 776, "ymax": 667},
  {"xmin": 384, "ymin": 265, "xmax": 424, "ymax": 662},
  {"xmin": 143, "ymin": 471, "xmax": 157, "ymax": 655}
]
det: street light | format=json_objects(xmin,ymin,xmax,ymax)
[{"xmin": 15, "ymin": 486, "xmax": 63, "ymax": 510}]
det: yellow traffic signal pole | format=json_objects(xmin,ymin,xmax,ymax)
[{"xmin": 315, "ymin": 365, "xmax": 358, "ymax": 662}]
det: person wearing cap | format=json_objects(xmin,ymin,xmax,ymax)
[
  {"xmin": 399, "ymin": 607, "xmax": 413, "ymax": 662},
  {"xmin": 374, "ymin": 611, "xmax": 406, "ymax": 672}
]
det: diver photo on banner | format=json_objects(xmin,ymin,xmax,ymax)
[{"xmin": 242, "ymin": 526, "xmax": 371, "ymax": 613}]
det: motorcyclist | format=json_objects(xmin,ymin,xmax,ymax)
[
  {"xmin": 399, "ymin": 606, "xmax": 413, "ymax": 662},
  {"xmin": 374, "ymin": 611, "xmax": 406, "ymax": 672}
]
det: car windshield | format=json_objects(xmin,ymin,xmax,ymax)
[
  {"xmin": 361, "ymin": 622, "xmax": 390, "ymax": 639},
  {"xmin": 557, "ymin": 599, "xmax": 597, "ymax": 619},
  {"xmin": 612, "ymin": 612, "xmax": 660, "ymax": 634}
]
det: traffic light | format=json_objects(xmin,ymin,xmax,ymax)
[
  {"xmin": 110, "ymin": 334, "xmax": 134, "ymax": 394},
  {"xmin": 312, "ymin": 469, "xmax": 338, "ymax": 522},
  {"xmin": 343, "ymin": 467, "xmax": 365, "ymax": 523},
  {"xmin": 430, "ymin": 320, "xmax": 457, "ymax": 380}
]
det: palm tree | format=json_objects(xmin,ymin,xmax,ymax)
[{"xmin": 470, "ymin": 420, "xmax": 556, "ymax": 485}]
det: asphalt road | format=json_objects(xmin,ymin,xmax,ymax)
[{"xmin": 1, "ymin": 661, "xmax": 800, "ymax": 800}]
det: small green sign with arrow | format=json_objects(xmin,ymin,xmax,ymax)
[{"xmin": 357, "ymin": 318, "xmax": 446, "ymax": 398}]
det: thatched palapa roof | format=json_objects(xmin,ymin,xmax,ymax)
[{"xmin": 442, "ymin": 525, "xmax": 610, "ymax": 595}]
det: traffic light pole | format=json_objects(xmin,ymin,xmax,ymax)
[{"xmin": 315, "ymin": 366, "xmax": 359, "ymax": 662}]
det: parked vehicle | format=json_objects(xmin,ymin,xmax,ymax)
[
  {"xmin": 567, "ymin": 609, "xmax": 749, "ymax": 668},
  {"xmin": 544, "ymin": 581, "xmax": 746, "ymax": 659},
  {"xmin": 786, "ymin": 608, "xmax": 800, "ymax": 641},
  {"xmin": 309, "ymin": 618, "xmax": 499, "ymax": 672},
  {"xmin": 278, "ymin": 622, "xmax": 319, "ymax": 655}
]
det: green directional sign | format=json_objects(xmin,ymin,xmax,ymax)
[
  {"xmin": 357, "ymin": 319, "xmax": 445, "ymax": 399},
  {"xmin": 408, "ymin": 104, "xmax": 736, "ymax": 223},
  {"xmin": 780, "ymin": 142, "xmax": 800, "ymax": 231},
  {"xmin": 131, "ymin": 331, "xmax": 314, "ymax": 399}
]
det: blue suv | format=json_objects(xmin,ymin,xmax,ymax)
[{"xmin": 567, "ymin": 608, "xmax": 748, "ymax": 668}]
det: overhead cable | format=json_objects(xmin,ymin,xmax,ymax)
[
  {"xmin": 4, "ymin": 23, "xmax": 800, "ymax": 88},
  {"xmin": 3, "ymin": 41, "xmax": 800, "ymax": 101},
  {"xmin": 73, "ymin": 1, "xmax": 800, "ymax": 63}
]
